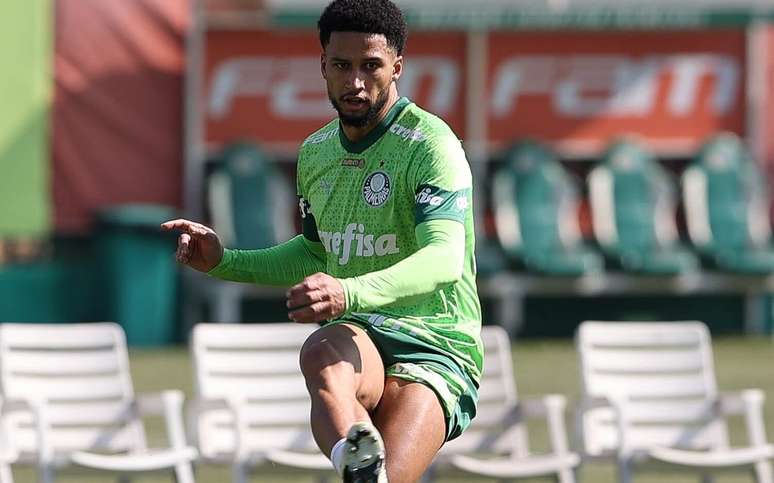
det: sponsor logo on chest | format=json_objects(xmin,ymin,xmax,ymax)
[{"xmin": 318, "ymin": 223, "xmax": 400, "ymax": 266}]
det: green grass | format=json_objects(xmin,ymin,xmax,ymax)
[{"xmin": 9, "ymin": 336, "xmax": 774, "ymax": 482}]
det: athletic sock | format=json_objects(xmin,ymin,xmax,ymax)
[{"xmin": 330, "ymin": 437, "xmax": 348, "ymax": 476}]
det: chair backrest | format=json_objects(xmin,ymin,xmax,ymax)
[
  {"xmin": 208, "ymin": 143, "xmax": 294, "ymax": 249},
  {"xmin": 589, "ymin": 140, "xmax": 679, "ymax": 252},
  {"xmin": 0, "ymin": 323, "xmax": 146, "ymax": 457},
  {"xmin": 440, "ymin": 325, "xmax": 528, "ymax": 458},
  {"xmin": 576, "ymin": 321, "xmax": 729, "ymax": 458},
  {"xmin": 494, "ymin": 141, "xmax": 583, "ymax": 258},
  {"xmin": 683, "ymin": 133, "xmax": 771, "ymax": 251},
  {"xmin": 191, "ymin": 322, "xmax": 318, "ymax": 460}
]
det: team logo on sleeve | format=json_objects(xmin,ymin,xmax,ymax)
[{"xmin": 362, "ymin": 171, "xmax": 391, "ymax": 207}]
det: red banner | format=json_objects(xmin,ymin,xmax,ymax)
[
  {"xmin": 487, "ymin": 31, "xmax": 746, "ymax": 154},
  {"xmin": 54, "ymin": 0, "xmax": 188, "ymax": 233},
  {"xmin": 204, "ymin": 30, "xmax": 746, "ymax": 156},
  {"xmin": 765, "ymin": 26, "xmax": 774, "ymax": 168},
  {"xmin": 204, "ymin": 30, "xmax": 467, "ymax": 148}
]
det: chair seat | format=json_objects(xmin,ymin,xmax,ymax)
[
  {"xmin": 649, "ymin": 445, "xmax": 774, "ymax": 469},
  {"xmin": 451, "ymin": 452, "xmax": 580, "ymax": 478},
  {"xmin": 524, "ymin": 247, "xmax": 603, "ymax": 276},
  {"xmin": 265, "ymin": 449, "xmax": 335, "ymax": 471},
  {"xmin": 70, "ymin": 447, "xmax": 198, "ymax": 472},
  {"xmin": 617, "ymin": 246, "xmax": 698, "ymax": 275},
  {"xmin": 475, "ymin": 240, "xmax": 510, "ymax": 276},
  {"xmin": 714, "ymin": 248, "xmax": 774, "ymax": 274}
]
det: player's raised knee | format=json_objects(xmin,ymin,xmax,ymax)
[{"xmin": 298, "ymin": 333, "xmax": 353, "ymax": 379}]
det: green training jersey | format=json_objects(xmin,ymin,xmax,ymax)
[{"xmin": 297, "ymin": 97, "xmax": 483, "ymax": 382}]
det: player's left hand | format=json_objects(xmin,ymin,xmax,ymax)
[{"xmin": 286, "ymin": 272, "xmax": 346, "ymax": 323}]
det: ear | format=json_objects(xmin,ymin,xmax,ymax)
[
  {"xmin": 392, "ymin": 55, "xmax": 403, "ymax": 82},
  {"xmin": 320, "ymin": 53, "xmax": 327, "ymax": 79}
]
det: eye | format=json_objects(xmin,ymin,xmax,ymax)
[
  {"xmin": 332, "ymin": 62, "xmax": 348, "ymax": 70},
  {"xmin": 364, "ymin": 62, "xmax": 379, "ymax": 71}
]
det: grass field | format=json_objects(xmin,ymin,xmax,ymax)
[{"xmin": 8, "ymin": 335, "xmax": 774, "ymax": 483}]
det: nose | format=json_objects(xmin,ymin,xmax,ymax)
[{"xmin": 345, "ymin": 70, "xmax": 366, "ymax": 90}]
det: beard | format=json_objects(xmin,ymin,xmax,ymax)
[{"xmin": 329, "ymin": 86, "xmax": 390, "ymax": 128}]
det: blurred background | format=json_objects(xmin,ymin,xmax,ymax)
[
  {"xmin": 2, "ymin": 0, "xmax": 774, "ymax": 343},
  {"xmin": 2, "ymin": 1, "xmax": 774, "ymax": 482}
]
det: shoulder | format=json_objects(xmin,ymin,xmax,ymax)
[
  {"xmin": 398, "ymin": 103, "xmax": 471, "ymax": 189},
  {"xmin": 391, "ymin": 102, "xmax": 467, "ymax": 168},
  {"xmin": 299, "ymin": 119, "xmax": 340, "ymax": 153},
  {"xmin": 389, "ymin": 101, "xmax": 460, "ymax": 150},
  {"xmin": 297, "ymin": 120, "xmax": 339, "ymax": 190}
]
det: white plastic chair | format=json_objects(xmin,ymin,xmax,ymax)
[
  {"xmin": 190, "ymin": 322, "xmax": 335, "ymax": 483},
  {"xmin": 576, "ymin": 320, "xmax": 774, "ymax": 483},
  {"xmin": 0, "ymin": 396, "xmax": 17, "ymax": 483},
  {"xmin": 0, "ymin": 322, "xmax": 196, "ymax": 483},
  {"xmin": 427, "ymin": 325, "xmax": 580, "ymax": 482}
]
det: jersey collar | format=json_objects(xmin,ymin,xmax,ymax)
[{"xmin": 338, "ymin": 97, "xmax": 410, "ymax": 154}]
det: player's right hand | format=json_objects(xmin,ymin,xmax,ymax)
[{"xmin": 160, "ymin": 219, "xmax": 224, "ymax": 273}]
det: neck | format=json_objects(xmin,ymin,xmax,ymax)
[{"xmin": 340, "ymin": 88, "xmax": 399, "ymax": 143}]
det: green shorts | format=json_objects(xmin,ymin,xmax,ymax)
[{"xmin": 327, "ymin": 318, "xmax": 479, "ymax": 441}]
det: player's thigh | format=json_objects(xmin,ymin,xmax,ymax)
[
  {"xmin": 372, "ymin": 377, "xmax": 446, "ymax": 483},
  {"xmin": 300, "ymin": 322, "xmax": 385, "ymax": 410}
]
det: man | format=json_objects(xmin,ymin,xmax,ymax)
[{"xmin": 163, "ymin": 1, "xmax": 482, "ymax": 481}]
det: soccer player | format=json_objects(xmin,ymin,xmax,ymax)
[{"xmin": 163, "ymin": 0, "xmax": 482, "ymax": 481}]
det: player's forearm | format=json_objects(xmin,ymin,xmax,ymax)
[
  {"xmin": 208, "ymin": 235, "xmax": 326, "ymax": 286},
  {"xmin": 340, "ymin": 219, "xmax": 464, "ymax": 312}
]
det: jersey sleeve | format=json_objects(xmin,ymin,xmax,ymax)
[
  {"xmin": 205, "ymin": 148, "xmax": 327, "ymax": 286},
  {"xmin": 208, "ymin": 235, "xmax": 325, "ymax": 285},
  {"xmin": 296, "ymin": 149, "xmax": 322, "ymax": 243},
  {"xmin": 408, "ymin": 134, "xmax": 472, "ymax": 226},
  {"xmin": 339, "ymin": 218, "xmax": 465, "ymax": 313}
]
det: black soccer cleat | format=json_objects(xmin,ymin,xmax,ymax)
[{"xmin": 341, "ymin": 422, "xmax": 388, "ymax": 483}]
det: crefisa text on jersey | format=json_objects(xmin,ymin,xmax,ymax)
[{"xmin": 318, "ymin": 223, "xmax": 400, "ymax": 266}]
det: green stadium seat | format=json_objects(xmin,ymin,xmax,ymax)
[
  {"xmin": 588, "ymin": 140, "xmax": 698, "ymax": 275},
  {"xmin": 184, "ymin": 143, "xmax": 294, "ymax": 326},
  {"xmin": 683, "ymin": 133, "xmax": 774, "ymax": 274},
  {"xmin": 207, "ymin": 142, "xmax": 294, "ymax": 250},
  {"xmin": 493, "ymin": 141, "xmax": 602, "ymax": 276}
]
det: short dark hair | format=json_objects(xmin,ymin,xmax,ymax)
[{"xmin": 318, "ymin": 0, "xmax": 407, "ymax": 55}]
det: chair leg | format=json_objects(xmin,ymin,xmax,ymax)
[
  {"xmin": 557, "ymin": 467, "xmax": 577, "ymax": 483},
  {"xmin": 755, "ymin": 460, "xmax": 774, "ymax": 483},
  {"xmin": 617, "ymin": 459, "xmax": 633, "ymax": 483},
  {"xmin": 174, "ymin": 462, "xmax": 195, "ymax": 483},
  {"xmin": 0, "ymin": 463, "xmax": 11, "ymax": 483},
  {"xmin": 700, "ymin": 474, "xmax": 714, "ymax": 483},
  {"xmin": 38, "ymin": 463, "xmax": 55, "ymax": 483},
  {"xmin": 214, "ymin": 284, "xmax": 242, "ymax": 323},
  {"xmin": 232, "ymin": 462, "xmax": 248, "ymax": 483}
]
